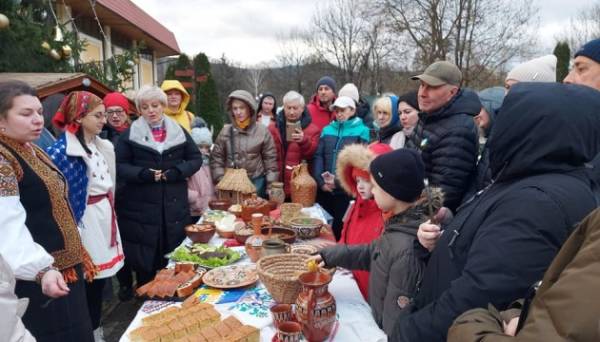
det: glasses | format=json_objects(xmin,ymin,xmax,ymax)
[{"xmin": 105, "ymin": 109, "xmax": 125, "ymax": 117}]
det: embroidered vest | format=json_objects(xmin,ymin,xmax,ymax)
[{"xmin": 0, "ymin": 137, "xmax": 83, "ymax": 270}]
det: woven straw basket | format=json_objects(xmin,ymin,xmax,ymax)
[{"xmin": 257, "ymin": 254, "xmax": 335, "ymax": 304}]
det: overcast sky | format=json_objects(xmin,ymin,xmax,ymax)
[{"xmin": 131, "ymin": 0, "xmax": 596, "ymax": 65}]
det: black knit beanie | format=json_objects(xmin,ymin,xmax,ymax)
[
  {"xmin": 575, "ymin": 38, "xmax": 600, "ymax": 64},
  {"xmin": 398, "ymin": 91, "xmax": 420, "ymax": 111},
  {"xmin": 369, "ymin": 148, "xmax": 425, "ymax": 202},
  {"xmin": 316, "ymin": 76, "xmax": 337, "ymax": 93}
]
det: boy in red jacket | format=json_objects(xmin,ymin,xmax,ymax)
[{"xmin": 335, "ymin": 142, "xmax": 392, "ymax": 298}]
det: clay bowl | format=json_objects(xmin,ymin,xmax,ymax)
[
  {"xmin": 185, "ymin": 223, "xmax": 215, "ymax": 243},
  {"xmin": 208, "ymin": 199, "xmax": 232, "ymax": 211},
  {"xmin": 261, "ymin": 226, "xmax": 297, "ymax": 244},
  {"xmin": 216, "ymin": 221, "xmax": 244, "ymax": 239},
  {"xmin": 289, "ymin": 217, "xmax": 323, "ymax": 239},
  {"xmin": 234, "ymin": 226, "xmax": 254, "ymax": 244}
]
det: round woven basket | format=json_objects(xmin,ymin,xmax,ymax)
[{"xmin": 257, "ymin": 254, "xmax": 334, "ymax": 304}]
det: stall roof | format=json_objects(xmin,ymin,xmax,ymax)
[{"xmin": 0, "ymin": 73, "xmax": 136, "ymax": 111}]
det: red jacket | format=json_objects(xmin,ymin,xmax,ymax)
[
  {"xmin": 340, "ymin": 196, "xmax": 385, "ymax": 299},
  {"xmin": 306, "ymin": 94, "xmax": 335, "ymax": 132},
  {"xmin": 271, "ymin": 110, "xmax": 320, "ymax": 196}
]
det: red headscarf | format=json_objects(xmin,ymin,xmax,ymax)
[{"xmin": 52, "ymin": 91, "xmax": 103, "ymax": 134}]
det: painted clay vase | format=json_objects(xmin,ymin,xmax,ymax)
[
  {"xmin": 290, "ymin": 161, "xmax": 317, "ymax": 207},
  {"xmin": 295, "ymin": 270, "xmax": 336, "ymax": 342}
]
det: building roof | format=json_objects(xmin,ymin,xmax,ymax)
[
  {"xmin": 63, "ymin": 0, "xmax": 180, "ymax": 57},
  {"xmin": 0, "ymin": 73, "xmax": 136, "ymax": 111}
]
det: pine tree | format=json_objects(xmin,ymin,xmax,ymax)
[
  {"xmin": 193, "ymin": 53, "xmax": 223, "ymax": 135},
  {"xmin": 553, "ymin": 41, "xmax": 571, "ymax": 82}
]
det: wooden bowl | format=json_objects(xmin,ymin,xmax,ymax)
[
  {"xmin": 185, "ymin": 224, "xmax": 215, "ymax": 243},
  {"xmin": 261, "ymin": 226, "xmax": 297, "ymax": 244},
  {"xmin": 209, "ymin": 199, "xmax": 232, "ymax": 211}
]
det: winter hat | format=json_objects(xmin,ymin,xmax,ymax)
[
  {"xmin": 103, "ymin": 92, "xmax": 129, "ymax": 113},
  {"xmin": 397, "ymin": 91, "xmax": 420, "ymax": 111},
  {"xmin": 574, "ymin": 38, "xmax": 600, "ymax": 64},
  {"xmin": 478, "ymin": 87, "xmax": 505, "ymax": 120},
  {"xmin": 336, "ymin": 143, "xmax": 393, "ymax": 197},
  {"xmin": 330, "ymin": 96, "xmax": 356, "ymax": 111},
  {"xmin": 316, "ymin": 76, "xmax": 337, "ymax": 93},
  {"xmin": 506, "ymin": 55, "xmax": 557, "ymax": 83},
  {"xmin": 369, "ymin": 148, "xmax": 425, "ymax": 202},
  {"xmin": 338, "ymin": 83, "xmax": 359, "ymax": 103},
  {"xmin": 52, "ymin": 91, "xmax": 103, "ymax": 134},
  {"xmin": 190, "ymin": 127, "xmax": 213, "ymax": 146},
  {"xmin": 227, "ymin": 89, "xmax": 257, "ymax": 114}
]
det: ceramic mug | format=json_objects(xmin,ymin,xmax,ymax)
[
  {"xmin": 271, "ymin": 304, "xmax": 294, "ymax": 328},
  {"xmin": 261, "ymin": 238, "xmax": 291, "ymax": 258},
  {"xmin": 277, "ymin": 321, "xmax": 302, "ymax": 342}
]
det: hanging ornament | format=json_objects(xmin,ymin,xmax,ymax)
[
  {"xmin": 41, "ymin": 41, "xmax": 51, "ymax": 51},
  {"xmin": 49, "ymin": 49, "xmax": 61, "ymax": 61},
  {"xmin": 126, "ymin": 60, "xmax": 135, "ymax": 67},
  {"xmin": 38, "ymin": 10, "xmax": 48, "ymax": 21},
  {"xmin": 54, "ymin": 25, "xmax": 63, "ymax": 42},
  {"xmin": 0, "ymin": 13, "xmax": 9, "ymax": 30},
  {"xmin": 62, "ymin": 45, "xmax": 72, "ymax": 58}
]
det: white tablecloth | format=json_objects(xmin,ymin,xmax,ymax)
[{"xmin": 119, "ymin": 207, "xmax": 387, "ymax": 342}]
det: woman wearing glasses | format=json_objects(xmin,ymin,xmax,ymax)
[
  {"xmin": 101, "ymin": 92, "xmax": 131, "ymax": 145},
  {"xmin": 47, "ymin": 91, "xmax": 124, "ymax": 341}
]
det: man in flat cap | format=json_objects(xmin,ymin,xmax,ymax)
[{"xmin": 409, "ymin": 61, "xmax": 481, "ymax": 211}]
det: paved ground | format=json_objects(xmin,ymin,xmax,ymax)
[{"xmin": 102, "ymin": 278, "xmax": 143, "ymax": 342}]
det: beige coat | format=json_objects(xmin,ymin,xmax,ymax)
[
  {"xmin": 448, "ymin": 208, "xmax": 600, "ymax": 342},
  {"xmin": 0, "ymin": 254, "xmax": 36, "ymax": 342}
]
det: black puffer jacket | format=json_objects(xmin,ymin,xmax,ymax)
[
  {"xmin": 319, "ymin": 208, "xmax": 425, "ymax": 335},
  {"xmin": 115, "ymin": 116, "xmax": 202, "ymax": 273},
  {"xmin": 411, "ymin": 89, "xmax": 480, "ymax": 211},
  {"xmin": 392, "ymin": 83, "xmax": 600, "ymax": 342}
]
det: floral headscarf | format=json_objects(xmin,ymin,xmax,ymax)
[{"xmin": 52, "ymin": 91, "xmax": 103, "ymax": 134}]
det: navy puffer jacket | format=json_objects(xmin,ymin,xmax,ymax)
[{"xmin": 411, "ymin": 89, "xmax": 480, "ymax": 211}]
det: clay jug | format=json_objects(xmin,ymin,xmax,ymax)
[
  {"xmin": 290, "ymin": 161, "xmax": 317, "ymax": 207},
  {"xmin": 295, "ymin": 271, "xmax": 336, "ymax": 342}
]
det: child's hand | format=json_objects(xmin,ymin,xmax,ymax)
[
  {"xmin": 307, "ymin": 254, "xmax": 325, "ymax": 268},
  {"xmin": 418, "ymin": 220, "xmax": 442, "ymax": 252}
]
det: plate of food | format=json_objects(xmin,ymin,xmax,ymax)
[
  {"xmin": 202, "ymin": 264, "xmax": 259, "ymax": 289},
  {"xmin": 202, "ymin": 209, "xmax": 235, "ymax": 225},
  {"xmin": 170, "ymin": 244, "xmax": 242, "ymax": 269}
]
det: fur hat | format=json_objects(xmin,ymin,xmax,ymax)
[
  {"xmin": 338, "ymin": 83, "xmax": 359, "ymax": 103},
  {"xmin": 336, "ymin": 143, "xmax": 393, "ymax": 197},
  {"xmin": 506, "ymin": 55, "xmax": 557, "ymax": 83}
]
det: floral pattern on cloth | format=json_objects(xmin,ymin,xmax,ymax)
[
  {"xmin": 140, "ymin": 300, "xmax": 177, "ymax": 315},
  {"xmin": 0, "ymin": 155, "xmax": 18, "ymax": 197},
  {"xmin": 227, "ymin": 284, "xmax": 275, "ymax": 328}
]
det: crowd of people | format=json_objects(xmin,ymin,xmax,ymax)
[{"xmin": 1, "ymin": 36, "xmax": 600, "ymax": 342}]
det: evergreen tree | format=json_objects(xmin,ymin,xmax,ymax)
[
  {"xmin": 553, "ymin": 41, "xmax": 571, "ymax": 82},
  {"xmin": 193, "ymin": 53, "xmax": 223, "ymax": 136},
  {"xmin": 0, "ymin": 1, "xmax": 82, "ymax": 73}
]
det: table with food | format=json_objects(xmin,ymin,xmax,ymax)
[{"xmin": 120, "ymin": 189, "xmax": 387, "ymax": 342}]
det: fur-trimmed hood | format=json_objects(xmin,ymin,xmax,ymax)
[{"xmin": 336, "ymin": 143, "xmax": 392, "ymax": 196}]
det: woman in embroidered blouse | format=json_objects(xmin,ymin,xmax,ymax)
[
  {"xmin": 115, "ymin": 85, "xmax": 202, "ymax": 286},
  {"xmin": 46, "ymin": 91, "xmax": 125, "ymax": 340},
  {"xmin": 0, "ymin": 81, "xmax": 95, "ymax": 341}
]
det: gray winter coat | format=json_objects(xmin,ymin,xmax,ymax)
[{"xmin": 319, "ymin": 208, "xmax": 425, "ymax": 335}]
